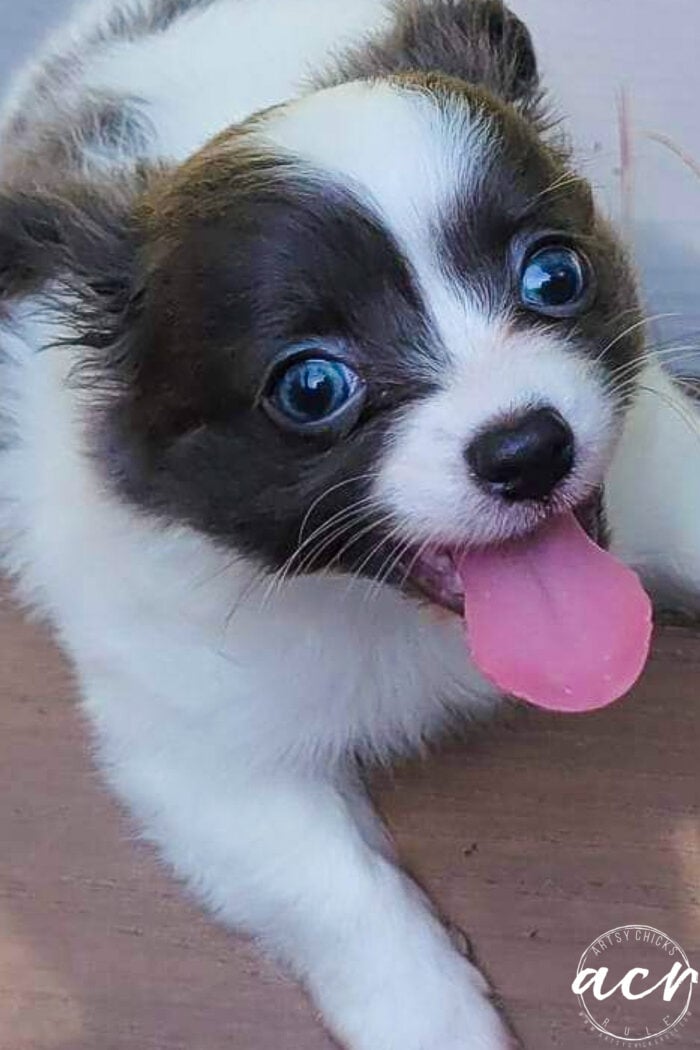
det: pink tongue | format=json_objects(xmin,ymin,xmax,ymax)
[{"xmin": 456, "ymin": 512, "xmax": 652, "ymax": 712}]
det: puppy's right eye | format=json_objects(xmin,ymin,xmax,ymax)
[
  {"xmin": 262, "ymin": 356, "xmax": 365, "ymax": 436},
  {"xmin": 520, "ymin": 244, "xmax": 592, "ymax": 317}
]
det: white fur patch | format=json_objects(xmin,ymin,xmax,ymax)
[
  {"xmin": 261, "ymin": 79, "xmax": 493, "ymax": 359},
  {"xmin": 261, "ymin": 79, "xmax": 490, "ymax": 235},
  {"xmin": 71, "ymin": 0, "xmax": 393, "ymax": 160},
  {"xmin": 607, "ymin": 359, "xmax": 700, "ymax": 601}
]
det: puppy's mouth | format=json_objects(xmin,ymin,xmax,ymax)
[
  {"xmin": 407, "ymin": 493, "xmax": 606, "ymax": 616},
  {"xmin": 402, "ymin": 492, "xmax": 653, "ymax": 714}
]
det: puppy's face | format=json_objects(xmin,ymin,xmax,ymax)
[{"xmin": 99, "ymin": 77, "xmax": 642, "ymax": 602}]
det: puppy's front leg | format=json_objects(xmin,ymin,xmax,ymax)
[
  {"xmin": 606, "ymin": 359, "xmax": 700, "ymax": 608},
  {"xmin": 142, "ymin": 766, "xmax": 513, "ymax": 1050}
]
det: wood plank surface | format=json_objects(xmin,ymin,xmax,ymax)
[{"xmin": 0, "ymin": 584, "xmax": 698, "ymax": 1049}]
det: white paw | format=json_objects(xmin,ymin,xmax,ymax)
[{"xmin": 315, "ymin": 938, "xmax": 516, "ymax": 1050}]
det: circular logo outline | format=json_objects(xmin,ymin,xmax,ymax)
[{"xmin": 575, "ymin": 924, "xmax": 695, "ymax": 1044}]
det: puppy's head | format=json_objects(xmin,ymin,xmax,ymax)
[
  {"xmin": 110, "ymin": 74, "xmax": 641, "ymax": 588},
  {"xmin": 0, "ymin": 49, "xmax": 643, "ymax": 615}
]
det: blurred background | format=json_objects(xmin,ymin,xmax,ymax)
[{"xmin": 1, "ymin": 0, "xmax": 699, "ymax": 370}]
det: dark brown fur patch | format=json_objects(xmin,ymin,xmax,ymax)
[{"xmin": 317, "ymin": 0, "xmax": 545, "ymax": 124}]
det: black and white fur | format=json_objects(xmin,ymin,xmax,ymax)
[{"xmin": 0, "ymin": 2, "xmax": 698, "ymax": 1048}]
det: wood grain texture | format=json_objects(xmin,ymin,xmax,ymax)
[{"xmin": 0, "ymin": 582, "xmax": 698, "ymax": 1049}]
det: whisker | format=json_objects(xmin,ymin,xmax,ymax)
[
  {"xmin": 223, "ymin": 566, "xmax": 270, "ymax": 632},
  {"xmin": 327, "ymin": 511, "xmax": 398, "ymax": 575},
  {"xmin": 354, "ymin": 527, "xmax": 409, "ymax": 606},
  {"xmin": 267, "ymin": 496, "xmax": 380, "ymax": 594},
  {"xmin": 665, "ymin": 375, "xmax": 700, "ymax": 398},
  {"xmin": 293, "ymin": 497, "xmax": 379, "ymax": 563},
  {"xmin": 604, "ymin": 345, "xmax": 700, "ymax": 399},
  {"xmin": 523, "ymin": 170, "xmax": 583, "ymax": 213},
  {"xmin": 638, "ymin": 382, "xmax": 700, "ymax": 451},
  {"xmin": 259, "ymin": 506, "xmax": 374, "ymax": 608},
  {"xmin": 368, "ymin": 534, "xmax": 417, "ymax": 603},
  {"xmin": 592, "ymin": 312, "xmax": 678, "ymax": 366},
  {"xmin": 296, "ymin": 472, "xmax": 379, "ymax": 545},
  {"xmin": 293, "ymin": 507, "xmax": 390, "ymax": 579},
  {"xmin": 261, "ymin": 506, "xmax": 397, "ymax": 614},
  {"xmin": 346, "ymin": 520, "xmax": 413, "ymax": 604},
  {"xmin": 342, "ymin": 521, "xmax": 403, "ymax": 595},
  {"xmin": 605, "ymin": 343, "xmax": 700, "ymax": 387}
]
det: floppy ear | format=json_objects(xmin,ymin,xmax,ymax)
[
  {"xmin": 0, "ymin": 190, "xmax": 64, "ymax": 298},
  {"xmin": 0, "ymin": 179, "xmax": 141, "ymax": 308},
  {"xmin": 0, "ymin": 179, "xmax": 150, "ymax": 376},
  {"xmin": 321, "ymin": 0, "xmax": 543, "ymax": 121}
]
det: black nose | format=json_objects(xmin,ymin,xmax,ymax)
[{"xmin": 467, "ymin": 408, "xmax": 574, "ymax": 502}]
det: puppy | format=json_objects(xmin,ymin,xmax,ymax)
[{"xmin": 0, "ymin": 1, "xmax": 698, "ymax": 1047}]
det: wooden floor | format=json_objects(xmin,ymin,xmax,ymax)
[{"xmin": 0, "ymin": 584, "xmax": 698, "ymax": 1049}]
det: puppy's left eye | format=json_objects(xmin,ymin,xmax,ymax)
[
  {"xmin": 520, "ymin": 245, "xmax": 590, "ymax": 317},
  {"xmin": 263, "ymin": 357, "xmax": 365, "ymax": 434}
]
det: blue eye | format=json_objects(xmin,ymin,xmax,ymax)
[
  {"xmin": 264, "ymin": 357, "xmax": 364, "ymax": 432},
  {"xmin": 520, "ymin": 245, "xmax": 590, "ymax": 316}
]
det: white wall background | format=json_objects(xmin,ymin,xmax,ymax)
[{"xmin": 0, "ymin": 0, "xmax": 698, "ymax": 368}]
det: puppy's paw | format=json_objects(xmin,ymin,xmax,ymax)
[{"xmin": 318, "ymin": 942, "xmax": 516, "ymax": 1050}]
